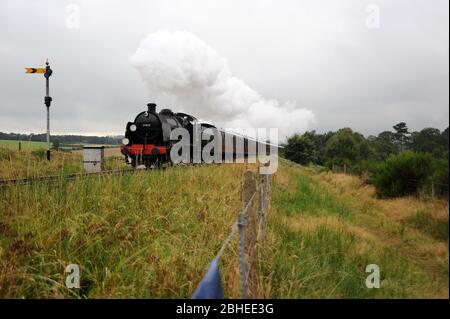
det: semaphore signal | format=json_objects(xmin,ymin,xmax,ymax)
[
  {"xmin": 25, "ymin": 67, "xmax": 46, "ymax": 74},
  {"xmin": 25, "ymin": 59, "xmax": 53, "ymax": 160}
]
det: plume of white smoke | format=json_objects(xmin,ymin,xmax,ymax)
[{"xmin": 130, "ymin": 30, "xmax": 315, "ymax": 141}]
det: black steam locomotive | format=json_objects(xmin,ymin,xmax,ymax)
[{"xmin": 120, "ymin": 103, "xmax": 270, "ymax": 168}]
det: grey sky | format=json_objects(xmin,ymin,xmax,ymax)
[{"xmin": 0, "ymin": 0, "xmax": 448, "ymax": 136}]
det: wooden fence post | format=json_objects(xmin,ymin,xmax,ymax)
[
  {"xmin": 258, "ymin": 173, "xmax": 266, "ymax": 240},
  {"xmin": 239, "ymin": 170, "xmax": 256, "ymax": 299},
  {"xmin": 431, "ymin": 181, "xmax": 435, "ymax": 199}
]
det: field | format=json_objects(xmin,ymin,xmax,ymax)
[
  {"xmin": 0, "ymin": 139, "xmax": 47, "ymax": 151},
  {"xmin": 0, "ymin": 150, "xmax": 448, "ymax": 298},
  {"xmin": 72, "ymin": 146, "xmax": 122, "ymax": 157}
]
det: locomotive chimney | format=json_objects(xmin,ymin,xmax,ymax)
[{"xmin": 147, "ymin": 103, "xmax": 156, "ymax": 113}]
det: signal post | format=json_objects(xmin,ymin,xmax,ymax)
[{"xmin": 25, "ymin": 59, "xmax": 53, "ymax": 160}]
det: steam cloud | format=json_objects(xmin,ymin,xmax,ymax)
[{"xmin": 130, "ymin": 30, "xmax": 315, "ymax": 141}]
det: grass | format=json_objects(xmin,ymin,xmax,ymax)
[
  {"xmin": 0, "ymin": 139, "xmax": 47, "ymax": 151},
  {"xmin": 0, "ymin": 147, "xmax": 124, "ymax": 179},
  {"xmin": 0, "ymin": 151, "xmax": 252, "ymax": 298},
  {"xmin": 406, "ymin": 210, "xmax": 449, "ymax": 241},
  {"xmin": 0, "ymin": 152, "xmax": 448, "ymax": 298},
  {"xmin": 261, "ymin": 160, "xmax": 448, "ymax": 298}
]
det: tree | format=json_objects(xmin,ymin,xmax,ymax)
[
  {"xmin": 442, "ymin": 127, "xmax": 449, "ymax": 141},
  {"xmin": 324, "ymin": 128, "xmax": 374, "ymax": 166},
  {"xmin": 442, "ymin": 127, "xmax": 449, "ymax": 159},
  {"xmin": 284, "ymin": 134, "xmax": 316, "ymax": 165},
  {"xmin": 410, "ymin": 128, "xmax": 446, "ymax": 158},
  {"xmin": 393, "ymin": 122, "xmax": 410, "ymax": 152},
  {"xmin": 302, "ymin": 130, "xmax": 335, "ymax": 165},
  {"xmin": 370, "ymin": 131, "xmax": 398, "ymax": 160}
]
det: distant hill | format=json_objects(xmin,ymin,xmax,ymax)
[{"xmin": 0, "ymin": 132, "xmax": 123, "ymax": 145}]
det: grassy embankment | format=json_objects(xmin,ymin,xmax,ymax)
[
  {"xmin": 0, "ymin": 150, "xmax": 448, "ymax": 298},
  {"xmin": 263, "ymin": 159, "xmax": 448, "ymax": 298}
]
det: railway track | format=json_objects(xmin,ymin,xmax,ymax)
[
  {"xmin": 0, "ymin": 161, "xmax": 234, "ymax": 188},
  {"xmin": 0, "ymin": 168, "xmax": 136, "ymax": 188}
]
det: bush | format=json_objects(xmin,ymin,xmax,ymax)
[
  {"xmin": 283, "ymin": 134, "xmax": 316, "ymax": 165},
  {"xmin": 372, "ymin": 151, "xmax": 434, "ymax": 198},
  {"xmin": 432, "ymin": 159, "xmax": 449, "ymax": 197},
  {"xmin": 349, "ymin": 159, "xmax": 379, "ymax": 176}
]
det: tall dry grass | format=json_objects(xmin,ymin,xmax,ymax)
[
  {"xmin": 0, "ymin": 148, "xmax": 123, "ymax": 180},
  {"xmin": 1, "ymin": 152, "xmax": 448, "ymax": 298},
  {"xmin": 0, "ymin": 163, "xmax": 257, "ymax": 298},
  {"xmin": 261, "ymin": 160, "xmax": 448, "ymax": 298}
]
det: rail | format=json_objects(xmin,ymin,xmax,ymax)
[{"xmin": 0, "ymin": 168, "xmax": 135, "ymax": 188}]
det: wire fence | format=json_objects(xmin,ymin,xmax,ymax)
[{"xmin": 193, "ymin": 167, "xmax": 272, "ymax": 299}]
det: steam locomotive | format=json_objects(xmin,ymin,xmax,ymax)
[{"xmin": 120, "ymin": 103, "xmax": 271, "ymax": 168}]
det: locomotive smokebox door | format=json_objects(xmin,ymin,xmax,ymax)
[{"xmin": 83, "ymin": 146, "xmax": 105, "ymax": 173}]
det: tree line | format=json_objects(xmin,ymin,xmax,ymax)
[
  {"xmin": 282, "ymin": 123, "xmax": 449, "ymax": 198},
  {"xmin": 0, "ymin": 132, "xmax": 122, "ymax": 145}
]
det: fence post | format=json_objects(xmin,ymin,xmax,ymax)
[
  {"xmin": 239, "ymin": 170, "xmax": 255, "ymax": 299},
  {"xmin": 431, "ymin": 181, "xmax": 435, "ymax": 199},
  {"xmin": 258, "ymin": 173, "xmax": 266, "ymax": 241}
]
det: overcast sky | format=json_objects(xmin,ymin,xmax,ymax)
[{"xmin": 0, "ymin": 0, "xmax": 448, "ymax": 136}]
